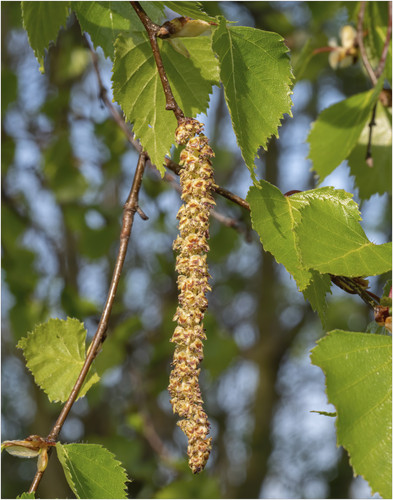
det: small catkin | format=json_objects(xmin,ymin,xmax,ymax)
[{"xmin": 168, "ymin": 117, "xmax": 215, "ymax": 473}]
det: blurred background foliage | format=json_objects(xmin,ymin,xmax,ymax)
[{"xmin": 1, "ymin": 1, "xmax": 391, "ymax": 498}]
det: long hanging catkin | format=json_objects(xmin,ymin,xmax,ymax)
[{"xmin": 168, "ymin": 117, "xmax": 215, "ymax": 474}]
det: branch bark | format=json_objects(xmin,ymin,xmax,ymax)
[
  {"xmin": 130, "ymin": 1, "xmax": 184, "ymax": 122},
  {"xmin": 28, "ymin": 153, "xmax": 147, "ymax": 494}
]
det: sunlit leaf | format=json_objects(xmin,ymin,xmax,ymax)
[
  {"xmin": 21, "ymin": 1, "xmax": 70, "ymax": 71},
  {"xmin": 56, "ymin": 443, "xmax": 129, "ymax": 499},
  {"xmin": 212, "ymin": 17, "xmax": 293, "ymax": 179},
  {"xmin": 307, "ymin": 78, "xmax": 384, "ymax": 182},
  {"xmin": 162, "ymin": 1, "xmax": 217, "ymax": 22},
  {"xmin": 301, "ymin": 272, "xmax": 332, "ymax": 326},
  {"xmin": 17, "ymin": 318, "xmax": 99, "ymax": 403},
  {"xmin": 247, "ymin": 181, "xmax": 312, "ymax": 290},
  {"xmin": 295, "ymin": 189, "xmax": 392, "ymax": 277},
  {"xmin": 17, "ymin": 493, "xmax": 35, "ymax": 499},
  {"xmin": 112, "ymin": 32, "xmax": 219, "ymax": 174},
  {"xmin": 248, "ymin": 182, "xmax": 390, "ymax": 300},
  {"xmin": 73, "ymin": 1, "xmax": 165, "ymax": 59},
  {"xmin": 311, "ymin": 330, "xmax": 392, "ymax": 498}
]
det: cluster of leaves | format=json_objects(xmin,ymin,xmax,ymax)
[{"xmin": 2, "ymin": 1, "xmax": 392, "ymax": 499}]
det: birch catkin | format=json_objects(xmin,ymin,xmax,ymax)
[{"xmin": 168, "ymin": 117, "xmax": 215, "ymax": 473}]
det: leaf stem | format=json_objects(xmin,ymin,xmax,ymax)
[
  {"xmin": 28, "ymin": 152, "xmax": 147, "ymax": 494},
  {"xmin": 130, "ymin": 1, "xmax": 185, "ymax": 123}
]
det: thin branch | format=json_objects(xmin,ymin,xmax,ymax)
[
  {"xmin": 164, "ymin": 171, "xmax": 252, "ymax": 239},
  {"xmin": 357, "ymin": 2, "xmax": 378, "ymax": 86},
  {"xmin": 330, "ymin": 275, "xmax": 380, "ymax": 309},
  {"xmin": 375, "ymin": 1, "xmax": 392, "ymax": 79},
  {"xmin": 28, "ymin": 153, "xmax": 147, "ymax": 494},
  {"xmin": 130, "ymin": 1, "xmax": 184, "ymax": 122},
  {"xmin": 164, "ymin": 158, "xmax": 251, "ymax": 210}
]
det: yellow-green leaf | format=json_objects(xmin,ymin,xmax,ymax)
[
  {"xmin": 311, "ymin": 330, "xmax": 392, "ymax": 498},
  {"xmin": 17, "ymin": 318, "xmax": 99, "ymax": 403},
  {"xmin": 56, "ymin": 443, "xmax": 129, "ymax": 499}
]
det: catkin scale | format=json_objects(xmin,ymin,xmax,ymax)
[{"xmin": 168, "ymin": 118, "xmax": 215, "ymax": 474}]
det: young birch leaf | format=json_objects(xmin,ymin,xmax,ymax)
[
  {"xmin": 348, "ymin": 104, "xmax": 392, "ymax": 200},
  {"xmin": 311, "ymin": 331, "xmax": 392, "ymax": 499},
  {"xmin": 56, "ymin": 443, "xmax": 129, "ymax": 499},
  {"xmin": 212, "ymin": 17, "xmax": 293, "ymax": 180},
  {"xmin": 295, "ymin": 189, "xmax": 392, "ymax": 277},
  {"xmin": 17, "ymin": 318, "xmax": 99, "ymax": 403},
  {"xmin": 73, "ymin": 2, "xmax": 165, "ymax": 59},
  {"xmin": 302, "ymin": 271, "xmax": 332, "ymax": 326},
  {"xmin": 112, "ymin": 32, "xmax": 219, "ymax": 175},
  {"xmin": 17, "ymin": 494, "xmax": 35, "ymax": 499},
  {"xmin": 247, "ymin": 181, "xmax": 313, "ymax": 291},
  {"xmin": 162, "ymin": 1, "xmax": 217, "ymax": 22},
  {"xmin": 307, "ymin": 78, "xmax": 383, "ymax": 182},
  {"xmin": 21, "ymin": 1, "xmax": 70, "ymax": 72}
]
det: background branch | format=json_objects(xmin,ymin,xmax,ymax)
[
  {"xmin": 375, "ymin": 1, "xmax": 392, "ymax": 79},
  {"xmin": 357, "ymin": 2, "xmax": 378, "ymax": 86},
  {"xmin": 28, "ymin": 153, "xmax": 147, "ymax": 494},
  {"xmin": 357, "ymin": 2, "xmax": 392, "ymax": 166}
]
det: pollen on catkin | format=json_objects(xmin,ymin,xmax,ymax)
[{"xmin": 168, "ymin": 117, "xmax": 216, "ymax": 474}]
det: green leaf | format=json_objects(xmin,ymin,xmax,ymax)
[
  {"xmin": 73, "ymin": 1, "xmax": 165, "ymax": 59},
  {"xmin": 311, "ymin": 330, "xmax": 392, "ymax": 498},
  {"xmin": 212, "ymin": 17, "xmax": 293, "ymax": 179},
  {"xmin": 56, "ymin": 443, "xmax": 129, "ymax": 499},
  {"xmin": 301, "ymin": 272, "xmax": 332, "ymax": 326},
  {"xmin": 348, "ymin": 104, "xmax": 392, "ymax": 200},
  {"xmin": 21, "ymin": 1, "xmax": 70, "ymax": 71},
  {"xmin": 295, "ymin": 188, "xmax": 392, "ymax": 277},
  {"xmin": 247, "ymin": 181, "xmax": 313, "ymax": 290},
  {"xmin": 112, "ymin": 32, "xmax": 219, "ymax": 175},
  {"xmin": 17, "ymin": 493, "xmax": 35, "ymax": 499},
  {"xmin": 248, "ymin": 181, "xmax": 391, "ymax": 297},
  {"xmin": 162, "ymin": 1, "xmax": 217, "ymax": 22},
  {"xmin": 17, "ymin": 318, "xmax": 99, "ymax": 403},
  {"xmin": 366, "ymin": 320, "xmax": 392, "ymax": 336},
  {"xmin": 307, "ymin": 78, "xmax": 384, "ymax": 182}
]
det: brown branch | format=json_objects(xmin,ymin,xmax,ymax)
[
  {"xmin": 357, "ymin": 2, "xmax": 378, "ymax": 86},
  {"xmin": 330, "ymin": 275, "xmax": 380, "ymax": 309},
  {"xmin": 164, "ymin": 158, "xmax": 251, "ymax": 210},
  {"xmin": 28, "ymin": 153, "xmax": 147, "ymax": 494},
  {"xmin": 130, "ymin": 1, "xmax": 184, "ymax": 123}
]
